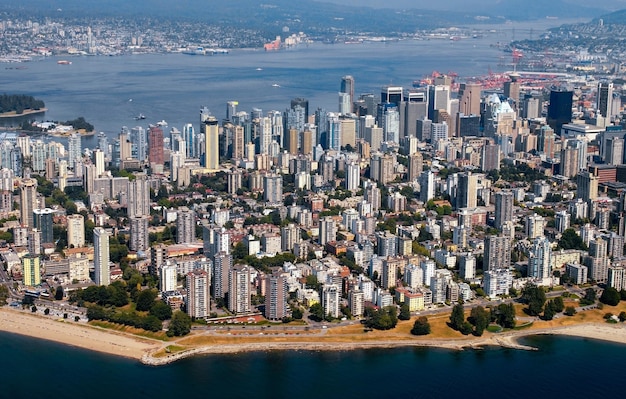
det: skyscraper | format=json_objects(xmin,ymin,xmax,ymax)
[
  {"xmin": 547, "ymin": 90, "xmax": 573, "ymax": 133},
  {"xmin": 33, "ymin": 208, "xmax": 54, "ymax": 244},
  {"xmin": 68, "ymin": 133, "xmax": 82, "ymax": 169},
  {"xmin": 264, "ymin": 271, "xmax": 289, "ymax": 321},
  {"xmin": 458, "ymin": 83, "xmax": 481, "ymax": 115},
  {"xmin": 186, "ymin": 269, "xmax": 210, "ymax": 319},
  {"xmin": 93, "ymin": 227, "xmax": 110, "ymax": 286},
  {"xmin": 228, "ymin": 264, "xmax": 251, "ymax": 314},
  {"xmin": 340, "ymin": 75, "xmax": 355, "ymax": 107},
  {"xmin": 183, "ymin": 123, "xmax": 195, "ymax": 158},
  {"xmin": 127, "ymin": 173, "xmax": 150, "ymax": 218},
  {"xmin": 22, "ymin": 255, "xmax": 40, "ymax": 287},
  {"xmin": 319, "ymin": 216, "xmax": 336, "ymax": 245},
  {"xmin": 148, "ymin": 125, "xmax": 165, "ymax": 167},
  {"xmin": 346, "ymin": 162, "xmax": 360, "ymax": 191},
  {"xmin": 597, "ymin": 82, "xmax": 614, "ymax": 120},
  {"xmin": 176, "ymin": 206, "xmax": 196, "ymax": 244},
  {"xmin": 19, "ymin": 178, "xmax": 37, "ymax": 228},
  {"xmin": 528, "ymin": 237, "xmax": 552, "ymax": 279},
  {"xmin": 484, "ymin": 235, "xmax": 511, "ymax": 271},
  {"xmin": 494, "ymin": 191, "xmax": 514, "ymax": 230},
  {"xmin": 576, "ymin": 171, "xmax": 598, "ymax": 202},
  {"xmin": 130, "ymin": 126, "xmax": 147, "ymax": 162},
  {"xmin": 457, "ymin": 172, "xmax": 478, "ymax": 209},
  {"xmin": 408, "ymin": 152, "xmax": 423, "ymax": 182},
  {"xmin": 263, "ymin": 174, "xmax": 283, "ymax": 204},
  {"xmin": 204, "ymin": 116, "xmax": 219, "ymax": 171},
  {"xmin": 481, "ymin": 144, "xmax": 500, "ymax": 172},
  {"xmin": 130, "ymin": 215, "xmax": 149, "ymax": 252},
  {"xmin": 67, "ymin": 214, "xmax": 85, "ymax": 248}
]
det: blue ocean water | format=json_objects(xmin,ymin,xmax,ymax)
[
  {"xmin": 0, "ymin": 331, "xmax": 622, "ymax": 398},
  {"xmin": 0, "ymin": 18, "xmax": 576, "ymax": 149}
]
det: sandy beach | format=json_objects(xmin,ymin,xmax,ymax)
[
  {"xmin": 0, "ymin": 308, "xmax": 159, "ymax": 359},
  {"xmin": 2, "ymin": 306, "xmax": 626, "ymax": 365}
]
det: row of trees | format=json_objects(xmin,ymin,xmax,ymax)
[
  {"xmin": 87, "ymin": 305, "xmax": 163, "ymax": 332},
  {"xmin": 364, "ymin": 306, "xmax": 398, "ymax": 330}
]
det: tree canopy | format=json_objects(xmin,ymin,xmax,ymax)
[
  {"xmin": 167, "ymin": 311, "xmax": 192, "ymax": 337},
  {"xmin": 410, "ymin": 317, "xmax": 431, "ymax": 336},
  {"xmin": 365, "ymin": 306, "xmax": 398, "ymax": 330},
  {"xmin": 521, "ymin": 284, "xmax": 546, "ymax": 316},
  {"xmin": 600, "ymin": 287, "xmax": 621, "ymax": 306},
  {"xmin": 557, "ymin": 228, "xmax": 587, "ymax": 251}
]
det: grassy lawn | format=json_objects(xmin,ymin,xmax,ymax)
[{"xmin": 89, "ymin": 320, "xmax": 171, "ymax": 341}]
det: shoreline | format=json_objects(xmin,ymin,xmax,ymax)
[
  {"xmin": 2, "ymin": 307, "xmax": 626, "ymax": 365},
  {"xmin": 0, "ymin": 108, "xmax": 47, "ymax": 118}
]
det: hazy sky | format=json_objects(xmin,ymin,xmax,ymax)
[{"xmin": 319, "ymin": 0, "xmax": 626, "ymax": 11}]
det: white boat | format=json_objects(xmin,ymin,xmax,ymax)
[{"xmin": 272, "ymin": 83, "xmax": 280, "ymax": 87}]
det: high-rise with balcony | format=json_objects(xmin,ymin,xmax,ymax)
[
  {"xmin": 264, "ymin": 271, "xmax": 289, "ymax": 321},
  {"xmin": 229, "ymin": 264, "xmax": 252, "ymax": 314},
  {"xmin": 67, "ymin": 214, "xmax": 85, "ymax": 248},
  {"xmin": 186, "ymin": 269, "xmax": 210, "ymax": 319},
  {"xmin": 204, "ymin": 116, "xmax": 219, "ymax": 171},
  {"xmin": 93, "ymin": 227, "xmax": 110, "ymax": 286},
  {"xmin": 20, "ymin": 178, "xmax": 37, "ymax": 228}
]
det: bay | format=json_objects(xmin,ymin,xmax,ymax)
[
  {"xmin": 0, "ymin": 19, "xmax": 579, "ymax": 148},
  {"xmin": 0, "ymin": 331, "xmax": 623, "ymax": 398}
]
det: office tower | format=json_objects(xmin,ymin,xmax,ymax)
[
  {"xmin": 176, "ymin": 207, "xmax": 196, "ymax": 244},
  {"xmin": 326, "ymin": 113, "xmax": 341, "ymax": 151},
  {"xmin": 130, "ymin": 126, "xmax": 147, "ymax": 162},
  {"xmin": 19, "ymin": 178, "xmax": 37, "ymax": 228},
  {"xmin": 160, "ymin": 264, "xmax": 177, "ymax": 293},
  {"xmin": 98, "ymin": 132, "xmax": 108, "ymax": 158},
  {"xmin": 338, "ymin": 92, "xmax": 351, "ymax": 114},
  {"xmin": 419, "ymin": 170, "xmax": 435, "ymax": 202},
  {"xmin": 494, "ymin": 191, "xmax": 514, "ymax": 230},
  {"xmin": 92, "ymin": 149, "xmax": 105, "ymax": 176},
  {"xmin": 301, "ymin": 130, "xmax": 313, "ymax": 155},
  {"xmin": 263, "ymin": 174, "xmax": 283, "ymax": 204},
  {"xmin": 148, "ymin": 125, "xmax": 164, "ymax": 166},
  {"xmin": 576, "ymin": 171, "xmax": 598, "ymax": 201},
  {"xmin": 186, "ymin": 269, "xmax": 210, "ymax": 319},
  {"xmin": 183, "ymin": 123, "xmax": 195, "ymax": 158},
  {"xmin": 484, "ymin": 235, "xmax": 511, "ymax": 271},
  {"xmin": 381, "ymin": 86, "xmax": 403, "ymax": 106},
  {"xmin": 290, "ymin": 98, "xmax": 309, "ymax": 122},
  {"xmin": 226, "ymin": 100, "xmax": 238, "ymax": 121},
  {"xmin": 339, "ymin": 116, "xmax": 356, "ymax": 148},
  {"xmin": 547, "ymin": 90, "xmax": 573, "ymax": 133},
  {"xmin": 605, "ymin": 137, "xmax": 624, "ymax": 165},
  {"xmin": 481, "ymin": 144, "xmax": 500, "ymax": 171},
  {"xmin": 127, "ymin": 173, "xmax": 150, "ymax": 218},
  {"xmin": 528, "ymin": 237, "xmax": 552, "ymax": 279},
  {"xmin": 319, "ymin": 216, "xmax": 337, "ymax": 245},
  {"xmin": 322, "ymin": 284, "xmax": 340, "ymax": 318},
  {"xmin": 365, "ymin": 125, "xmax": 383, "ymax": 152},
  {"xmin": 341, "ymin": 75, "xmax": 355, "ymax": 106},
  {"xmin": 231, "ymin": 125, "xmax": 244, "ymax": 160},
  {"xmin": 68, "ymin": 133, "xmax": 82, "ymax": 169},
  {"xmin": 33, "ymin": 208, "xmax": 54, "ymax": 244},
  {"xmin": 229, "ymin": 264, "xmax": 251, "ymax": 314},
  {"xmin": 430, "ymin": 122, "xmax": 448, "ymax": 143},
  {"xmin": 130, "ymin": 215, "xmax": 149, "ymax": 252},
  {"xmin": 459, "ymin": 83, "xmax": 481, "ymax": 116},
  {"xmin": 212, "ymin": 252, "xmax": 232, "ymax": 299},
  {"xmin": 457, "ymin": 172, "xmax": 477, "ymax": 209},
  {"xmin": 346, "ymin": 162, "xmax": 360, "ymax": 191},
  {"xmin": 428, "ymin": 84, "xmax": 450, "ymax": 120},
  {"xmin": 503, "ymin": 73, "xmax": 520, "ymax": 105},
  {"xmin": 22, "ymin": 255, "xmax": 40, "ymax": 286},
  {"xmin": 286, "ymin": 128, "xmax": 299, "ymax": 155},
  {"xmin": 265, "ymin": 271, "xmax": 289, "ymax": 320},
  {"xmin": 203, "ymin": 116, "xmax": 219, "ymax": 171},
  {"xmin": 537, "ymin": 125, "xmax": 556, "ymax": 158},
  {"xmin": 93, "ymin": 227, "xmax": 110, "ymax": 286},
  {"xmin": 597, "ymin": 82, "xmax": 614, "ymax": 120},
  {"xmin": 403, "ymin": 89, "xmax": 429, "ymax": 138},
  {"xmin": 66, "ymin": 214, "xmax": 85, "ymax": 248}
]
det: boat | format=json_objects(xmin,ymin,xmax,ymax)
[
  {"xmin": 272, "ymin": 84, "xmax": 280, "ymax": 88},
  {"xmin": 135, "ymin": 114, "xmax": 146, "ymax": 120},
  {"xmin": 57, "ymin": 60, "xmax": 72, "ymax": 65},
  {"xmin": 256, "ymin": 68, "xmax": 263, "ymax": 71}
]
